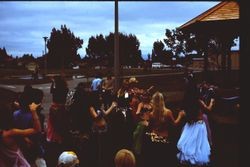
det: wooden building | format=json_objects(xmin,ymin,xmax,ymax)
[{"xmin": 178, "ymin": 1, "xmax": 239, "ymax": 73}]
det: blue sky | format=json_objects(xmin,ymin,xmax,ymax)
[{"xmin": 0, "ymin": 1, "xmax": 221, "ymax": 59}]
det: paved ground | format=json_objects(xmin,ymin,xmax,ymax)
[{"xmin": 0, "ymin": 72, "xmax": 185, "ymax": 119}]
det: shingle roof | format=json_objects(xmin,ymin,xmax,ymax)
[{"xmin": 179, "ymin": 1, "xmax": 239, "ymax": 30}]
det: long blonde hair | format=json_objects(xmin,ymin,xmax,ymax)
[
  {"xmin": 151, "ymin": 91, "xmax": 166, "ymax": 122},
  {"xmin": 114, "ymin": 149, "xmax": 136, "ymax": 167}
]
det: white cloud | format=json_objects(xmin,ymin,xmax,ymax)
[{"xmin": 0, "ymin": 1, "xmax": 220, "ymax": 58}]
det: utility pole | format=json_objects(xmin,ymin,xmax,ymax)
[
  {"xmin": 114, "ymin": 0, "xmax": 120, "ymax": 92},
  {"xmin": 61, "ymin": 53, "xmax": 65, "ymax": 76},
  {"xmin": 43, "ymin": 36, "xmax": 48, "ymax": 76}
]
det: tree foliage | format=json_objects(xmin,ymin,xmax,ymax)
[
  {"xmin": 151, "ymin": 28, "xmax": 203, "ymax": 65},
  {"xmin": 85, "ymin": 32, "xmax": 143, "ymax": 67},
  {"xmin": 0, "ymin": 47, "xmax": 13, "ymax": 67},
  {"xmin": 0, "ymin": 47, "xmax": 9, "ymax": 62},
  {"xmin": 164, "ymin": 28, "xmax": 194, "ymax": 56},
  {"xmin": 86, "ymin": 34, "xmax": 108, "ymax": 65},
  {"xmin": 164, "ymin": 28, "xmax": 238, "ymax": 71},
  {"xmin": 164, "ymin": 28, "xmax": 237, "ymax": 57},
  {"xmin": 47, "ymin": 25, "xmax": 83, "ymax": 68},
  {"xmin": 21, "ymin": 54, "xmax": 35, "ymax": 61},
  {"xmin": 151, "ymin": 40, "xmax": 172, "ymax": 64}
]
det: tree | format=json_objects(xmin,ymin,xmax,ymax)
[
  {"xmin": 152, "ymin": 40, "xmax": 164, "ymax": 62},
  {"xmin": 0, "ymin": 47, "xmax": 8, "ymax": 63},
  {"xmin": 47, "ymin": 25, "xmax": 83, "ymax": 68},
  {"xmin": 21, "ymin": 54, "xmax": 35, "ymax": 61},
  {"xmin": 119, "ymin": 33, "xmax": 142, "ymax": 67},
  {"xmin": 86, "ymin": 34, "xmax": 108, "ymax": 65},
  {"xmin": 0, "ymin": 47, "xmax": 13, "ymax": 68},
  {"xmin": 164, "ymin": 29, "xmax": 188, "ymax": 56},
  {"xmin": 151, "ymin": 40, "xmax": 172, "ymax": 64},
  {"xmin": 85, "ymin": 32, "xmax": 143, "ymax": 67},
  {"xmin": 163, "ymin": 28, "xmax": 205, "ymax": 67}
]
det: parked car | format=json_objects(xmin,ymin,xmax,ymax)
[
  {"xmin": 72, "ymin": 65, "xmax": 80, "ymax": 69},
  {"xmin": 152, "ymin": 62, "xmax": 161, "ymax": 68},
  {"xmin": 152, "ymin": 62, "xmax": 170, "ymax": 69},
  {"xmin": 175, "ymin": 64, "xmax": 184, "ymax": 68}
]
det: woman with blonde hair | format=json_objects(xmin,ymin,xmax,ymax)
[
  {"xmin": 114, "ymin": 149, "xmax": 136, "ymax": 167},
  {"xmin": 149, "ymin": 91, "xmax": 184, "ymax": 140},
  {"xmin": 141, "ymin": 91, "xmax": 185, "ymax": 167}
]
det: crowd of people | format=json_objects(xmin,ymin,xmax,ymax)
[{"xmin": 0, "ymin": 72, "xmax": 220, "ymax": 167}]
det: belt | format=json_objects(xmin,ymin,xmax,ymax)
[{"xmin": 145, "ymin": 132, "xmax": 170, "ymax": 144}]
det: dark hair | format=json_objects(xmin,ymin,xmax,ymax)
[
  {"xmin": 140, "ymin": 92, "xmax": 151, "ymax": 103},
  {"xmin": 73, "ymin": 82, "xmax": 89, "ymax": 103},
  {"xmin": 0, "ymin": 89, "xmax": 17, "ymax": 130},
  {"xmin": 52, "ymin": 76, "xmax": 69, "ymax": 103},
  {"xmin": 23, "ymin": 84, "xmax": 32, "ymax": 93},
  {"xmin": 89, "ymin": 91, "xmax": 102, "ymax": 109},
  {"xmin": 18, "ymin": 91, "xmax": 32, "ymax": 111},
  {"xmin": 0, "ymin": 102, "xmax": 14, "ymax": 130},
  {"xmin": 54, "ymin": 76, "xmax": 68, "ymax": 89},
  {"xmin": 69, "ymin": 83, "xmax": 92, "ymax": 132},
  {"xmin": 31, "ymin": 88, "xmax": 44, "ymax": 104},
  {"xmin": 95, "ymin": 72, "xmax": 102, "ymax": 79},
  {"xmin": 182, "ymin": 75, "xmax": 200, "ymax": 123},
  {"xmin": 107, "ymin": 73, "xmax": 112, "ymax": 78},
  {"xmin": 17, "ymin": 84, "xmax": 34, "ymax": 109},
  {"xmin": 18, "ymin": 88, "xmax": 44, "ymax": 109}
]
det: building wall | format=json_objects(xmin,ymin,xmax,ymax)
[
  {"xmin": 230, "ymin": 51, "xmax": 240, "ymax": 70},
  {"xmin": 217, "ymin": 51, "xmax": 239, "ymax": 70},
  {"xmin": 190, "ymin": 51, "xmax": 239, "ymax": 70}
]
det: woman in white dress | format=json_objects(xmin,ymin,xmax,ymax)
[{"xmin": 177, "ymin": 76, "xmax": 211, "ymax": 166}]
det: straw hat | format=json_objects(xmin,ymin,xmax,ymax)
[
  {"xmin": 58, "ymin": 151, "xmax": 79, "ymax": 167},
  {"xmin": 128, "ymin": 77, "xmax": 138, "ymax": 84}
]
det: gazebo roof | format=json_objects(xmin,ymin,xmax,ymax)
[{"xmin": 178, "ymin": 1, "xmax": 239, "ymax": 33}]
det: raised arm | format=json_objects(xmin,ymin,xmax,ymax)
[
  {"xmin": 199, "ymin": 98, "xmax": 215, "ymax": 113},
  {"xmin": 3, "ymin": 102, "xmax": 41, "ymax": 137},
  {"xmin": 136, "ymin": 102, "xmax": 143, "ymax": 115},
  {"xmin": 167, "ymin": 109, "xmax": 185, "ymax": 126},
  {"xmin": 103, "ymin": 101, "xmax": 117, "ymax": 116},
  {"xmin": 89, "ymin": 106, "xmax": 98, "ymax": 119}
]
